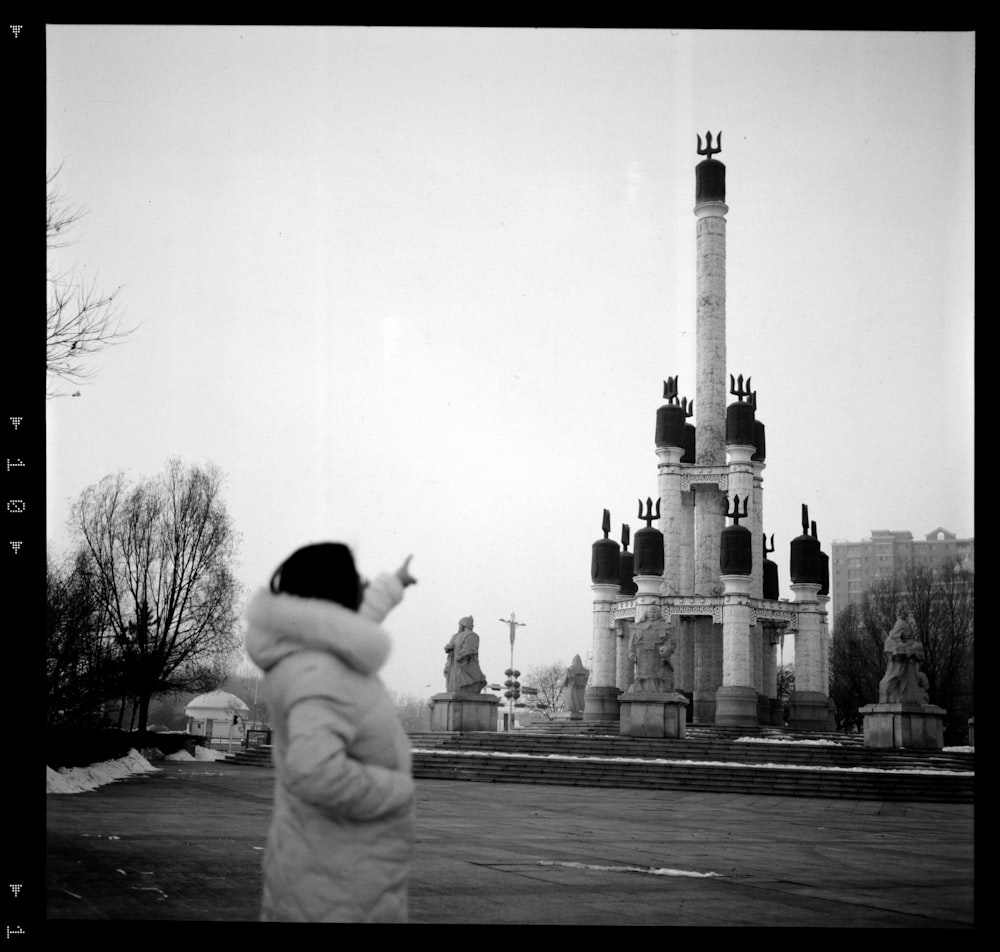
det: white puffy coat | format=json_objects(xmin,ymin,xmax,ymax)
[{"xmin": 244, "ymin": 573, "xmax": 414, "ymax": 922}]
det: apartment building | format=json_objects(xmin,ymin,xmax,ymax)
[{"xmin": 830, "ymin": 528, "xmax": 974, "ymax": 622}]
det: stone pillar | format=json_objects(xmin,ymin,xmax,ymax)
[
  {"xmin": 584, "ymin": 582, "xmax": 621, "ymax": 720},
  {"xmin": 789, "ymin": 581, "xmax": 829, "ymax": 729},
  {"xmin": 751, "ymin": 460, "xmax": 765, "ymax": 600},
  {"xmin": 715, "ymin": 574, "xmax": 758, "ymax": 726},
  {"xmin": 615, "ymin": 619, "xmax": 633, "ymax": 694},
  {"xmin": 818, "ymin": 593, "xmax": 835, "ymax": 728},
  {"xmin": 633, "ymin": 575, "xmax": 663, "ymax": 617},
  {"xmin": 692, "ymin": 616, "xmax": 722, "ymax": 723},
  {"xmin": 680, "ymin": 489, "xmax": 695, "ymax": 593},
  {"xmin": 761, "ymin": 624, "xmax": 783, "ymax": 725},
  {"xmin": 695, "ymin": 200, "xmax": 729, "ymax": 468},
  {"xmin": 693, "ymin": 485, "xmax": 726, "ymax": 596},
  {"xmin": 675, "ymin": 617, "xmax": 695, "ymax": 695},
  {"xmin": 657, "ymin": 445, "xmax": 685, "ymax": 596}
]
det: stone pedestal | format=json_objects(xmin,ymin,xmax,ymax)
[
  {"xmin": 860, "ymin": 702, "xmax": 946, "ymax": 750},
  {"xmin": 619, "ymin": 692, "xmax": 689, "ymax": 738},
  {"xmin": 768, "ymin": 697, "xmax": 785, "ymax": 726},
  {"xmin": 584, "ymin": 685, "xmax": 622, "ymax": 721},
  {"xmin": 714, "ymin": 685, "xmax": 759, "ymax": 727},
  {"xmin": 429, "ymin": 692, "xmax": 500, "ymax": 732},
  {"xmin": 788, "ymin": 690, "xmax": 832, "ymax": 731}
]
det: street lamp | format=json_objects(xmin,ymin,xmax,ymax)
[{"xmin": 499, "ymin": 612, "xmax": 526, "ymax": 731}]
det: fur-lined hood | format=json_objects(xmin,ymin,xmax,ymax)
[{"xmin": 244, "ymin": 588, "xmax": 392, "ymax": 676}]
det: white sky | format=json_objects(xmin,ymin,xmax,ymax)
[{"xmin": 45, "ymin": 27, "xmax": 975, "ymax": 701}]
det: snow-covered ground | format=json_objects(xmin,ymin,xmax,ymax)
[
  {"xmin": 46, "ymin": 738, "xmax": 974, "ymax": 795},
  {"xmin": 46, "ymin": 746, "xmax": 229, "ymax": 794}
]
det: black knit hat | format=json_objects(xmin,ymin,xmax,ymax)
[{"xmin": 270, "ymin": 542, "xmax": 361, "ymax": 610}]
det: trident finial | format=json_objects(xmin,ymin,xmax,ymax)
[
  {"xmin": 763, "ymin": 532, "xmax": 775, "ymax": 557},
  {"xmin": 697, "ymin": 131, "xmax": 722, "ymax": 160},
  {"xmin": 601, "ymin": 508, "xmax": 611, "ymax": 539},
  {"xmin": 638, "ymin": 497, "xmax": 661, "ymax": 528},
  {"xmin": 621, "ymin": 524, "xmax": 631, "ymax": 551},
  {"xmin": 681, "ymin": 396, "xmax": 694, "ymax": 418},
  {"xmin": 801, "ymin": 504, "xmax": 810, "ymax": 535},
  {"xmin": 662, "ymin": 376, "xmax": 679, "ymax": 404},
  {"xmin": 726, "ymin": 494, "xmax": 749, "ymax": 526},
  {"xmin": 729, "ymin": 373, "xmax": 753, "ymax": 402},
  {"xmin": 811, "ymin": 520, "xmax": 819, "ymax": 541}
]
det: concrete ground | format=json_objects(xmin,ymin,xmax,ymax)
[{"xmin": 45, "ymin": 759, "xmax": 974, "ymax": 927}]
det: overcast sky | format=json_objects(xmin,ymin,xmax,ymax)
[{"xmin": 45, "ymin": 27, "xmax": 975, "ymax": 700}]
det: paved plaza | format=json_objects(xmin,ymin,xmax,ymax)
[{"xmin": 45, "ymin": 759, "xmax": 974, "ymax": 928}]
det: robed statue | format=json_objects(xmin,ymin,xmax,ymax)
[
  {"xmin": 627, "ymin": 605, "xmax": 676, "ymax": 693},
  {"xmin": 878, "ymin": 611, "xmax": 930, "ymax": 705},
  {"xmin": 444, "ymin": 616, "xmax": 487, "ymax": 694},
  {"xmin": 563, "ymin": 655, "xmax": 590, "ymax": 714}
]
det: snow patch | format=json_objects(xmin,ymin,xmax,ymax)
[
  {"xmin": 539, "ymin": 860, "xmax": 721, "ymax": 878},
  {"xmin": 47, "ymin": 749, "xmax": 159, "ymax": 794}
]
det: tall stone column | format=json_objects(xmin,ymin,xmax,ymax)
[
  {"xmin": 789, "ymin": 581, "xmax": 829, "ymax": 729},
  {"xmin": 584, "ymin": 582, "xmax": 621, "ymax": 720},
  {"xmin": 694, "ymin": 136, "xmax": 728, "ymax": 469}
]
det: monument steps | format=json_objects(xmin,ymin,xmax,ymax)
[
  {"xmin": 404, "ymin": 728, "xmax": 973, "ymax": 803},
  {"xmin": 221, "ymin": 728, "xmax": 973, "ymax": 803}
]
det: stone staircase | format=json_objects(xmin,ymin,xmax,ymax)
[
  {"xmin": 406, "ymin": 725, "xmax": 974, "ymax": 803},
  {"xmin": 222, "ymin": 725, "xmax": 974, "ymax": 803}
]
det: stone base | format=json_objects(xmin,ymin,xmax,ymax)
[
  {"xmin": 554, "ymin": 710, "xmax": 585, "ymax": 721},
  {"xmin": 788, "ymin": 690, "xmax": 832, "ymax": 732},
  {"xmin": 860, "ymin": 702, "xmax": 946, "ymax": 750},
  {"xmin": 618, "ymin": 692, "xmax": 689, "ymax": 738},
  {"xmin": 714, "ymin": 686, "xmax": 760, "ymax": 728},
  {"xmin": 428, "ymin": 692, "xmax": 500, "ymax": 732},
  {"xmin": 583, "ymin": 685, "xmax": 622, "ymax": 721},
  {"xmin": 692, "ymin": 694, "xmax": 717, "ymax": 724}
]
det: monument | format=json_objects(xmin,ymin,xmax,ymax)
[
  {"xmin": 618, "ymin": 603, "xmax": 689, "ymax": 737},
  {"xmin": 563, "ymin": 655, "xmax": 590, "ymax": 718},
  {"xmin": 429, "ymin": 615, "xmax": 499, "ymax": 732},
  {"xmin": 585, "ymin": 133, "xmax": 833, "ymax": 730},
  {"xmin": 859, "ymin": 612, "xmax": 945, "ymax": 749}
]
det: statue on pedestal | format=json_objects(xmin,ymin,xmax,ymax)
[
  {"xmin": 878, "ymin": 611, "xmax": 930, "ymax": 704},
  {"xmin": 563, "ymin": 655, "xmax": 590, "ymax": 714},
  {"xmin": 627, "ymin": 605, "xmax": 676, "ymax": 693},
  {"xmin": 443, "ymin": 616, "xmax": 487, "ymax": 694}
]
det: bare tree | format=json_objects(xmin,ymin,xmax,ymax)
[
  {"xmin": 522, "ymin": 662, "xmax": 568, "ymax": 720},
  {"xmin": 71, "ymin": 459, "xmax": 244, "ymax": 734},
  {"xmin": 47, "ymin": 168, "xmax": 131, "ymax": 396},
  {"xmin": 46, "ymin": 547, "xmax": 125, "ymax": 727}
]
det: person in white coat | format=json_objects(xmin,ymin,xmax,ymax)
[{"xmin": 244, "ymin": 542, "xmax": 417, "ymax": 922}]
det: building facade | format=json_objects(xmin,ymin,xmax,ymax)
[{"xmin": 830, "ymin": 528, "xmax": 974, "ymax": 621}]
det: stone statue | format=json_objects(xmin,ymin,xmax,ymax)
[
  {"xmin": 563, "ymin": 655, "xmax": 590, "ymax": 714},
  {"xmin": 627, "ymin": 605, "xmax": 675, "ymax": 693},
  {"xmin": 878, "ymin": 611, "xmax": 930, "ymax": 704},
  {"xmin": 443, "ymin": 616, "xmax": 487, "ymax": 694}
]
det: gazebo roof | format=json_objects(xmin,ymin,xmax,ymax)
[{"xmin": 185, "ymin": 690, "xmax": 249, "ymax": 713}]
